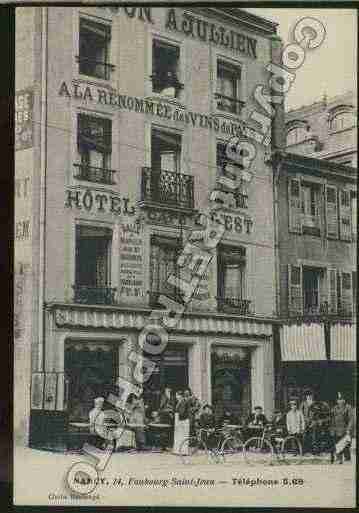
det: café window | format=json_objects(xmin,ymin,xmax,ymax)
[
  {"xmin": 75, "ymin": 114, "xmax": 114, "ymax": 184},
  {"xmin": 216, "ymin": 60, "xmax": 243, "ymax": 115},
  {"xmin": 217, "ymin": 245, "xmax": 250, "ymax": 314},
  {"xmin": 74, "ymin": 225, "xmax": 115, "ymax": 305},
  {"xmin": 301, "ymin": 181, "xmax": 321, "ymax": 235},
  {"xmin": 149, "ymin": 235, "xmax": 182, "ymax": 307},
  {"xmin": 78, "ymin": 18, "xmax": 113, "ymax": 80},
  {"xmin": 152, "ymin": 40, "xmax": 182, "ymax": 98}
]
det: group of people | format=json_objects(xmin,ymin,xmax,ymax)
[{"xmin": 88, "ymin": 388, "xmax": 354, "ymax": 463}]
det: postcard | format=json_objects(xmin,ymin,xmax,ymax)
[{"xmin": 14, "ymin": 5, "xmax": 357, "ymax": 507}]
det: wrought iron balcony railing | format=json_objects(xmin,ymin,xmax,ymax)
[
  {"xmin": 141, "ymin": 167, "xmax": 194, "ymax": 210},
  {"xmin": 217, "ymin": 297, "xmax": 252, "ymax": 315},
  {"xmin": 290, "ymin": 301, "xmax": 353, "ymax": 320},
  {"xmin": 74, "ymin": 164, "xmax": 116, "ymax": 185},
  {"xmin": 72, "ymin": 285, "xmax": 117, "ymax": 306},
  {"xmin": 76, "ymin": 56, "xmax": 115, "ymax": 81},
  {"xmin": 215, "ymin": 93, "xmax": 245, "ymax": 116}
]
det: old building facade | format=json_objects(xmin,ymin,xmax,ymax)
[
  {"xmin": 285, "ymin": 90, "xmax": 357, "ymax": 167},
  {"xmin": 273, "ymin": 150, "xmax": 357, "ymax": 408},
  {"xmin": 15, "ymin": 6, "xmax": 283, "ymax": 447}
]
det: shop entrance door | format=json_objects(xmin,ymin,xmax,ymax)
[
  {"xmin": 211, "ymin": 346, "xmax": 251, "ymax": 424},
  {"xmin": 144, "ymin": 344, "xmax": 188, "ymax": 412},
  {"xmin": 64, "ymin": 342, "xmax": 118, "ymax": 422}
]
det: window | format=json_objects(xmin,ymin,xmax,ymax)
[
  {"xmin": 216, "ymin": 142, "xmax": 248, "ymax": 208},
  {"xmin": 78, "ymin": 18, "xmax": 113, "ymax": 80},
  {"xmin": 152, "ymin": 128, "xmax": 181, "ymax": 173},
  {"xmin": 75, "ymin": 114, "xmax": 114, "ymax": 184},
  {"xmin": 329, "ymin": 110, "xmax": 355, "ymax": 132},
  {"xmin": 286, "ymin": 125, "xmax": 308, "ymax": 146},
  {"xmin": 301, "ymin": 182, "xmax": 321, "ymax": 235},
  {"xmin": 152, "ymin": 40, "xmax": 182, "ymax": 98},
  {"xmin": 217, "ymin": 246, "xmax": 250, "ymax": 314},
  {"xmin": 352, "ymin": 272, "xmax": 357, "ymax": 318},
  {"xmin": 303, "ymin": 267, "xmax": 324, "ymax": 315},
  {"xmin": 74, "ymin": 225, "xmax": 115, "ymax": 305},
  {"xmin": 351, "ymin": 193, "xmax": 357, "ymax": 239},
  {"xmin": 216, "ymin": 60, "xmax": 243, "ymax": 115},
  {"xmin": 338, "ymin": 272, "xmax": 353, "ymax": 317},
  {"xmin": 149, "ymin": 236, "xmax": 182, "ymax": 307}
]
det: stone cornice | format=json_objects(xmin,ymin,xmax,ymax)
[{"xmin": 47, "ymin": 302, "xmax": 276, "ymax": 337}]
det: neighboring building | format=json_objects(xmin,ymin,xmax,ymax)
[
  {"xmin": 272, "ymin": 150, "xmax": 357, "ymax": 407},
  {"xmin": 285, "ymin": 91, "xmax": 357, "ymax": 167},
  {"xmin": 15, "ymin": 6, "xmax": 281, "ymax": 448}
]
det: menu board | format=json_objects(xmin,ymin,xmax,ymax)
[{"xmin": 118, "ymin": 220, "xmax": 145, "ymax": 300}]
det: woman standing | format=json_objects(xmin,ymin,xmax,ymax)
[{"xmin": 173, "ymin": 390, "xmax": 190, "ymax": 454}]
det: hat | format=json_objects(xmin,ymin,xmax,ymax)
[
  {"xmin": 273, "ymin": 409, "xmax": 282, "ymax": 415},
  {"xmin": 254, "ymin": 405, "xmax": 263, "ymax": 410},
  {"xmin": 289, "ymin": 399, "xmax": 297, "ymax": 405},
  {"xmin": 94, "ymin": 397, "xmax": 105, "ymax": 405}
]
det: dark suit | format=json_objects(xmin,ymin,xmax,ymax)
[
  {"xmin": 330, "ymin": 404, "xmax": 353, "ymax": 463},
  {"xmin": 245, "ymin": 413, "xmax": 268, "ymax": 439}
]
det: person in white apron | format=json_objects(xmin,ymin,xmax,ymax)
[{"xmin": 173, "ymin": 391, "xmax": 190, "ymax": 454}]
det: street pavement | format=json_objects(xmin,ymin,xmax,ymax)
[{"xmin": 14, "ymin": 445, "xmax": 356, "ymax": 507}]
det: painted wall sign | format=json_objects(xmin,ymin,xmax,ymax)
[
  {"xmin": 195, "ymin": 211, "xmax": 254, "ymax": 235},
  {"xmin": 65, "ymin": 188, "xmax": 136, "ymax": 217},
  {"xmin": 165, "ymin": 9, "xmax": 257, "ymax": 59},
  {"xmin": 118, "ymin": 220, "xmax": 145, "ymax": 299},
  {"xmin": 15, "ymin": 89, "xmax": 33, "ymax": 151},
  {"xmin": 58, "ymin": 81, "xmax": 259, "ymax": 140}
]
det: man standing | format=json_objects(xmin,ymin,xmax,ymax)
[
  {"xmin": 246, "ymin": 406, "xmax": 268, "ymax": 439},
  {"xmin": 300, "ymin": 390, "xmax": 317, "ymax": 454},
  {"xmin": 286, "ymin": 400, "xmax": 305, "ymax": 441},
  {"xmin": 330, "ymin": 392, "xmax": 354, "ymax": 464}
]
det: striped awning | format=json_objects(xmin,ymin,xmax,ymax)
[
  {"xmin": 330, "ymin": 323, "xmax": 356, "ymax": 361},
  {"xmin": 280, "ymin": 323, "xmax": 326, "ymax": 361}
]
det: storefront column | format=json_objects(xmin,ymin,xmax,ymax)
[
  {"xmin": 251, "ymin": 339, "xmax": 275, "ymax": 416},
  {"xmin": 188, "ymin": 341, "xmax": 202, "ymax": 401}
]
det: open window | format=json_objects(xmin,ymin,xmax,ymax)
[
  {"xmin": 217, "ymin": 245, "xmax": 250, "ymax": 314},
  {"xmin": 301, "ymin": 181, "xmax": 322, "ymax": 236},
  {"xmin": 152, "ymin": 40, "xmax": 182, "ymax": 98},
  {"xmin": 78, "ymin": 18, "xmax": 113, "ymax": 80},
  {"xmin": 74, "ymin": 225, "xmax": 115, "ymax": 305},
  {"xmin": 216, "ymin": 60, "xmax": 243, "ymax": 116},
  {"xmin": 149, "ymin": 235, "xmax": 182, "ymax": 307},
  {"xmin": 75, "ymin": 114, "xmax": 114, "ymax": 184}
]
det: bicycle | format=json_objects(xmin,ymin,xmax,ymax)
[
  {"xmin": 243, "ymin": 425, "xmax": 303, "ymax": 466},
  {"xmin": 218, "ymin": 424, "xmax": 245, "ymax": 464},
  {"xmin": 179, "ymin": 427, "xmax": 219, "ymax": 465}
]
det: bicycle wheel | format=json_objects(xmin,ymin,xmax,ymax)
[
  {"xmin": 221, "ymin": 435, "xmax": 244, "ymax": 464},
  {"xmin": 243, "ymin": 437, "xmax": 274, "ymax": 466},
  {"xmin": 281, "ymin": 436, "xmax": 303, "ymax": 465},
  {"xmin": 179, "ymin": 437, "xmax": 208, "ymax": 465}
]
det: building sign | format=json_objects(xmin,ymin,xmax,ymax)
[
  {"xmin": 65, "ymin": 188, "xmax": 136, "ymax": 217},
  {"xmin": 15, "ymin": 88, "xmax": 33, "ymax": 151},
  {"xmin": 195, "ymin": 211, "xmax": 254, "ymax": 235},
  {"xmin": 165, "ymin": 9, "xmax": 257, "ymax": 59},
  {"xmin": 59, "ymin": 81, "xmax": 259, "ymax": 140},
  {"xmin": 118, "ymin": 219, "xmax": 145, "ymax": 299}
]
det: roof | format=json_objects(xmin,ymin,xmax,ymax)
[
  {"xmin": 204, "ymin": 7, "xmax": 278, "ymax": 36},
  {"xmin": 273, "ymin": 150, "xmax": 358, "ymax": 183}
]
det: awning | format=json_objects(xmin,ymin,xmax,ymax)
[
  {"xmin": 280, "ymin": 323, "xmax": 326, "ymax": 361},
  {"xmin": 330, "ymin": 323, "xmax": 356, "ymax": 361}
]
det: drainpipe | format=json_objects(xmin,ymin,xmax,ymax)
[{"xmin": 38, "ymin": 6, "xmax": 48, "ymax": 372}]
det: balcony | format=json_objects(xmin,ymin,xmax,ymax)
[
  {"xmin": 72, "ymin": 285, "xmax": 117, "ymax": 306},
  {"xmin": 76, "ymin": 56, "xmax": 115, "ymax": 81},
  {"xmin": 141, "ymin": 167, "xmax": 194, "ymax": 210},
  {"xmin": 150, "ymin": 73, "xmax": 184, "ymax": 97},
  {"xmin": 74, "ymin": 164, "xmax": 116, "ymax": 185},
  {"xmin": 215, "ymin": 93, "xmax": 245, "ymax": 116},
  {"xmin": 217, "ymin": 297, "xmax": 252, "ymax": 315}
]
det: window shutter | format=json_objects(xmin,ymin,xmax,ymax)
[
  {"xmin": 325, "ymin": 185, "xmax": 338, "ymax": 239},
  {"xmin": 327, "ymin": 268, "xmax": 337, "ymax": 314},
  {"xmin": 339, "ymin": 190, "xmax": 352, "ymax": 241},
  {"xmin": 339, "ymin": 271, "xmax": 352, "ymax": 317},
  {"xmin": 288, "ymin": 264, "xmax": 302, "ymax": 315},
  {"xmin": 288, "ymin": 178, "xmax": 302, "ymax": 234}
]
